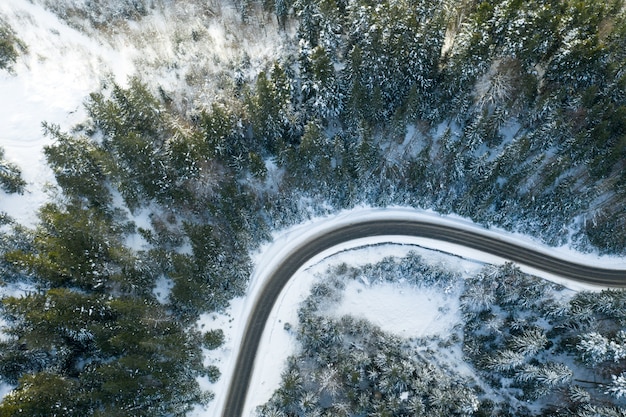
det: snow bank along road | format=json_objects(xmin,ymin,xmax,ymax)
[{"xmin": 222, "ymin": 215, "xmax": 626, "ymax": 417}]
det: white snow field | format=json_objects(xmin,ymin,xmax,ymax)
[{"xmin": 0, "ymin": 0, "xmax": 135, "ymax": 225}]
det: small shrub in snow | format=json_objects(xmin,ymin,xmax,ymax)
[
  {"xmin": 203, "ymin": 329, "xmax": 225, "ymax": 350},
  {"xmin": 0, "ymin": 147, "xmax": 26, "ymax": 195},
  {"xmin": 0, "ymin": 20, "xmax": 25, "ymax": 71}
]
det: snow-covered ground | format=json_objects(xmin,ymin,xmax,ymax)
[
  {"xmin": 195, "ymin": 207, "xmax": 626, "ymax": 417},
  {"xmin": 0, "ymin": 0, "xmax": 286, "ymax": 226},
  {"xmin": 0, "ymin": 0, "xmax": 135, "ymax": 225}
]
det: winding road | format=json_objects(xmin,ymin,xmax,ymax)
[{"xmin": 222, "ymin": 218, "xmax": 626, "ymax": 417}]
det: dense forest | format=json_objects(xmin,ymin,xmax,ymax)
[{"xmin": 0, "ymin": 0, "xmax": 625, "ymax": 415}]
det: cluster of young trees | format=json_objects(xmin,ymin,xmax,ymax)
[{"xmin": 259, "ymin": 315, "xmax": 480, "ymax": 417}]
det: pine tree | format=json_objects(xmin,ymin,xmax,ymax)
[
  {"xmin": 576, "ymin": 404, "xmax": 626, "ymax": 417},
  {"xmin": 274, "ymin": 0, "xmax": 290, "ymax": 29},
  {"xmin": 259, "ymin": 406, "xmax": 286, "ymax": 417},
  {"xmin": 294, "ymin": 0, "xmax": 322, "ymax": 46},
  {"xmin": 301, "ymin": 46, "xmax": 343, "ymax": 120},
  {"xmin": 606, "ymin": 373, "xmax": 626, "ymax": 400},
  {"xmin": 578, "ymin": 332, "xmax": 610, "ymax": 365},
  {"xmin": 515, "ymin": 362, "xmax": 573, "ymax": 388},
  {"xmin": 569, "ymin": 385, "xmax": 592, "ymax": 404},
  {"xmin": 461, "ymin": 277, "xmax": 496, "ymax": 314},
  {"xmin": 0, "ymin": 373, "xmax": 84, "ymax": 417},
  {"xmin": 0, "ymin": 21, "xmax": 23, "ymax": 71},
  {"xmin": 509, "ymin": 328, "xmax": 548, "ymax": 356},
  {"xmin": 43, "ymin": 124, "xmax": 112, "ymax": 208},
  {"xmin": 0, "ymin": 147, "xmax": 26, "ymax": 195},
  {"xmin": 485, "ymin": 349, "xmax": 526, "ymax": 372},
  {"xmin": 248, "ymin": 64, "xmax": 298, "ymax": 155},
  {"xmin": 609, "ymin": 330, "xmax": 626, "ymax": 362}
]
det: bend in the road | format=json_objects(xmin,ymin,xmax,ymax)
[{"xmin": 223, "ymin": 218, "xmax": 626, "ymax": 417}]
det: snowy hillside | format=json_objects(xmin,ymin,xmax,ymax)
[{"xmin": 0, "ymin": 0, "xmax": 286, "ymax": 225}]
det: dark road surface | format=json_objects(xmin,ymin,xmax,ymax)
[{"xmin": 222, "ymin": 219, "xmax": 626, "ymax": 417}]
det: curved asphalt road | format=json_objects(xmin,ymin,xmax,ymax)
[{"xmin": 222, "ymin": 219, "xmax": 626, "ymax": 417}]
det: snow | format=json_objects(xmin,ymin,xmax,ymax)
[
  {"xmin": 309, "ymin": 241, "xmax": 468, "ymax": 340},
  {"xmin": 0, "ymin": 0, "xmax": 287, "ymax": 226},
  {"xmin": 0, "ymin": 0, "xmax": 136, "ymax": 226},
  {"xmin": 199, "ymin": 206, "xmax": 625, "ymax": 417},
  {"xmin": 384, "ymin": 123, "xmax": 427, "ymax": 162},
  {"xmin": 329, "ymin": 280, "xmax": 460, "ymax": 338},
  {"xmin": 152, "ymin": 275, "xmax": 174, "ymax": 304}
]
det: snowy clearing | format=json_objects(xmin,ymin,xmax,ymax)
[{"xmin": 329, "ymin": 280, "xmax": 461, "ymax": 338}]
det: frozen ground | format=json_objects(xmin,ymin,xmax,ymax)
[{"xmin": 329, "ymin": 279, "xmax": 460, "ymax": 338}]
